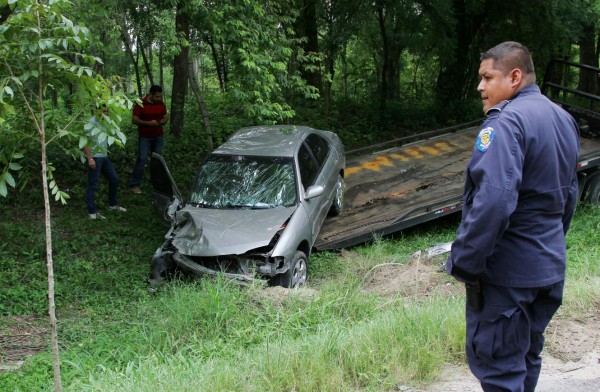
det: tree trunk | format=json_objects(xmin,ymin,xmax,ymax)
[
  {"xmin": 0, "ymin": 4, "xmax": 13, "ymax": 24},
  {"xmin": 189, "ymin": 59, "xmax": 214, "ymax": 150},
  {"xmin": 206, "ymin": 34, "xmax": 226, "ymax": 93},
  {"xmin": 430, "ymin": 0, "xmax": 486, "ymax": 121},
  {"xmin": 120, "ymin": 27, "xmax": 143, "ymax": 98},
  {"xmin": 34, "ymin": 10, "xmax": 62, "ymax": 391},
  {"xmin": 170, "ymin": 3, "xmax": 190, "ymax": 137},
  {"xmin": 578, "ymin": 23, "xmax": 597, "ymax": 94},
  {"xmin": 41, "ymin": 115, "xmax": 62, "ymax": 392},
  {"xmin": 159, "ymin": 42, "xmax": 164, "ymax": 89},
  {"xmin": 138, "ymin": 34, "xmax": 154, "ymax": 86},
  {"xmin": 296, "ymin": 0, "xmax": 322, "ymax": 92},
  {"xmin": 377, "ymin": 4, "xmax": 388, "ymax": 113}
]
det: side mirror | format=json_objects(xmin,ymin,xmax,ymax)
[
  {"xmin": 166, "ymin": 197, "xmax": 182, "ymax": 221},
  {"xmin": 304, "ymin": 185, "xmax": 324, "ymax": 199}
]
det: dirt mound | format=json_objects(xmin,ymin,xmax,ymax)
[
  {"xmin": 361, "ymin": 252, "xmax": 463, "ymax": 299},
  {"xmin": 249, "ymin": 285, "xmax": 318, "ymax": 308},
  {"xmin": 546, "ymin": 316, "xmax": 600, "ymax": 361}
]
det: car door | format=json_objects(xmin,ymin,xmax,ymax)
[
  {"xmin": 149, "ymin": 152, "xmax": 183, "ymax": 225},
  {"xmin": 304, "ymin": 133, "xmax": 336, "ymax": 228},
  {"xmin": 298, "ymin": 135, "xmax": 331, "ymax": 239}
]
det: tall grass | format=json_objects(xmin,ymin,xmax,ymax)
[
  {"xmin": 560, "ymin": 204, "xmax": 600, "ymax": 317},
  {"xmin": 70, "ymin": 296, "xmax": 464, "ymax": 392}
]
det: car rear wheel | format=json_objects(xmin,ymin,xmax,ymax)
[
  {"xmin": 272, "ymin": 250, "xmax": 308, "ymax": 288},
  {"xmin": 329, "ymin": 174, "xmax": 345, "ymax": 216}
]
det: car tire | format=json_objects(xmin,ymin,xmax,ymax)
[
  {"xmin": 329, "ymin": 174, "xmax": 345, "ymax": 216},
  {"xmin": 272, "ymin": 250, "xmax": 308, "ymax": 288},
  {"xmin": 583, "ymin": 171, "xmax": 600, "ymax": 205}
]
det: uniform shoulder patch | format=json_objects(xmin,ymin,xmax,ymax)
[{"xmin": 476, "ymin": 127, "xmax": 494, "ymax": 152}]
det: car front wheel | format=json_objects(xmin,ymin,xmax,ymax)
[{"xmin": 273, "ymin": 250, "xmax": 308, "ymax": 288}]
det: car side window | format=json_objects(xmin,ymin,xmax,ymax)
[
  {"xmin": 305, "ymin": 133, "xmax": 329, "ymax": 168},
  {"xmin": 298, "ymin": 143, "xmax": 319, "ymax": 190}
]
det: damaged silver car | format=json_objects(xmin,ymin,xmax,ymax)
[{"xmin": 148, "ymin": 125, "xmax": 345, "ymax": 288}]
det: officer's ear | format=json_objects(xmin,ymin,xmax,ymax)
[{"xmin": 509, "ymin": 68, "xmax": 523, "ymax": 87}]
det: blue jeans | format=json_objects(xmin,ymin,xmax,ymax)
[
  {"xmin": 129, "ymin": 135, "xmax": 164, "ymax": 187},
  {"xmin": 86, "ymin": 157, "xmax": 119, "ymax": 214}
]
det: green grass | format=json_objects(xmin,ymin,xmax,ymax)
[{"xmin": 1, "ymin": 128, "xmax": 599, "ymax": 391}]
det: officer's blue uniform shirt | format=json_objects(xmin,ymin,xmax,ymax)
[{"xmin": 447, "ymin": 85, "xmax": 580, "ymax": 288}]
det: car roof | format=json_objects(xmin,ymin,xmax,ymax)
[{"xmin": 213, "ymin": 125, "xmax": 318, "ymax": 157}]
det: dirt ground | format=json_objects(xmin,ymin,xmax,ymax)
[{"xmin": 2, "ymin": 251, "xmax": 599, "ymax": 391}]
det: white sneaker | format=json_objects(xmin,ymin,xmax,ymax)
[
  {"xmin": 109, "ymin": 205, "xmax": 127, "ymax": 212},
  {"xmin": 89, "ymin": 213, "xmax": 106, "ymax": 220}
]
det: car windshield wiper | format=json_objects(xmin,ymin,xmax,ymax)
[
  {"xmin": 249, "ymin": 203, "xmax": 277, "ymax": 209},
  {"xmin": 191, "ymin": 202, "xmax": 213, "ymax": 208},
  {"xmin": 220, "ymin": 202, "xmax": 277, "ymax": 209}
]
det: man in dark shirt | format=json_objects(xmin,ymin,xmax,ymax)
[
  {"xmin": 129, "ymin": 85, "xmax": 168, "ymax": 194},
  {"xmin": 447, "ymin": 41, "xmax": 579, "ymax": 391}
]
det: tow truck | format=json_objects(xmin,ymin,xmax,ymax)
[{"xmin": 314, "ymin": 59, "xmax": 600, "ymax": 250}]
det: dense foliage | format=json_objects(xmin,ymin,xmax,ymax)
[{"xmin": 2, "ymin": 0, "xmax": 600, "ymax": 196}]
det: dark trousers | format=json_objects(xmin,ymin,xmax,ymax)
[
  {"xmin": 86, "ymin": 157, "xmax": 119, "ymax": 214},
  {"xmin": 129, "ymin": 135, "xmax": 164, "ymax": 187},
  {"xmin": 465, "ymin": 281, "xmax": 564, "ymax": 392}
]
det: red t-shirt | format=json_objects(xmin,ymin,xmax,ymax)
[{"xmin": 133, "ymin": 97, "xmax": 168, "ymax": 138}]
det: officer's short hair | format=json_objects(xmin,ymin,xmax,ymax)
[{"xmin": 481, "ymin": 41, "xmax": 536, "ymax": 82}]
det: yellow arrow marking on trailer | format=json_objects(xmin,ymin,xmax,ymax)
[{"xmin": 345, "ymin": 141, "xmax": 456, "ymax": 176}]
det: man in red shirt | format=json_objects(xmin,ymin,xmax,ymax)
[{"xmin": 129, "ymin": 85, "xmax": 168, "ymax": 194}]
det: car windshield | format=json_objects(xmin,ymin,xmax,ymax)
[{"xmin": 189, "ymin": 155, "xmax": 297, "ymax": 209}]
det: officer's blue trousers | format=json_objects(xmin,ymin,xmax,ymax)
[{"xmin": 465, "ymin": 281, "xmax": 564, "ymax": 392}]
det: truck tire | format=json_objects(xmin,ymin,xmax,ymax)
[
  {"xmin": 271, "ymin": 250, "xmax": 308, "ymax": 288},
  {"xmin": 583, "ymin": 171, "xmax": 600, "ymax": 205}
]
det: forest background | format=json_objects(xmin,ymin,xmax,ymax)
[
  {"xmin": 2, "ymin": 0, "xmax": 600, "ymax": 194},
  {"xmin": 1, "ymin": 0, "xmax": 600, "ymax": 391}
]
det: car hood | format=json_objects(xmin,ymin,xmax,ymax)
[{"xmin": 170, "ymin": 205, "xmax": 296, "ymax": 256}]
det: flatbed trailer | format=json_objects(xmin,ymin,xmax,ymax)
[{"xmin": 315, "ymin": 59, "xmax": 600, "ymax": 251}]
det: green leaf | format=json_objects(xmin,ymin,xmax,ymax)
[
  {"xmin": 3, "ymin": 86, "xmax": 14, "ymax": 98},
  {"xmin": 79, "ymin": 137, "xmax": 88, "ymax": 149},
  {"xmin": 12, "ymin": 153, "xmax": 24, "ymax": 159},
  {"xmin": 10, "ymin": 77, "xmax": 23, "ymax": 87},
  {"xmin": 8, "ymin": 163, "xmax": 22, "ymax": 170},
  {"xmin": 59, "ymin": 191, "xmax": 70, "ymax": 204},
  {"xmin": 5, "ymin": 171, "xmax": 15, "ymax": 188},
  {"xmin": 3, "ymin": 103, "xmax": 15, "ymax": 115},
  {"xmin": 0, "ymin": 180, "xmax": 7, "ymax": 197}
]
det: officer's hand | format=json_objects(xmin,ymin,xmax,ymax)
[{"xmin": 88, "ymin": 158, "xmax": 96, "ymax": 169}]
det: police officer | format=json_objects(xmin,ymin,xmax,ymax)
[{"xmin": 446, "ymin": 41, "xmax": 579, "ymax": 392}]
